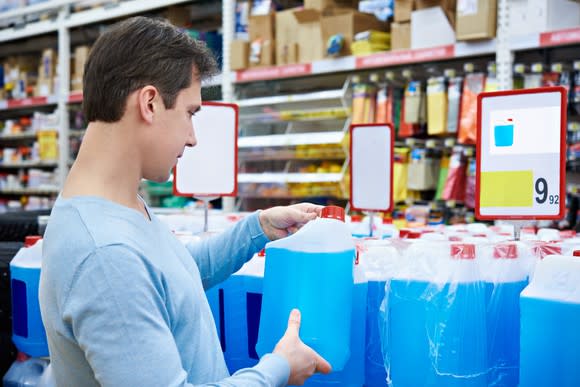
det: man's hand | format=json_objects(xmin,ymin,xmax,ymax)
[
  {"xmin": 274, "ymin": 309, "xmax": 332, "ymax": 386},
  {"xmin": 259, "ymin": 203, "xmax": 323, "ymax": 240}
]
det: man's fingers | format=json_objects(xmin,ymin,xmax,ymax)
[
  {"xmin": 313, "ymin": 352, "xmax": 332, "ymax": 374},
  {"xmin": 284, "ymin": 309, "xmax": 301, "ymax": 337}
]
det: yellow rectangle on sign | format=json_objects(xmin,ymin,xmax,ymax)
[{"xmin": 480, "ymin": 170, "xmax": 533, "ymax": 207}]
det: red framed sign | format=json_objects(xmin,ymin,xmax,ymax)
[
  {"xmin": 475, "ymin": 87, "xmax": 566, "ymax": 220},
  {"xmin": 173, "ymin": 101, "xmax": 239, "ymax": 197},
  {"xmin": 349, "ymin": 123, "xmax": 394, "ymax": 212}
]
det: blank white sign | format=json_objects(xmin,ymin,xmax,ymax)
[
  {"xmin": 174, "ymin": 102, "xmax": 238, "ymax": 197},
  {"xmin": 350, "ymin": 124, "xmax": 393, "ymax": 212}
]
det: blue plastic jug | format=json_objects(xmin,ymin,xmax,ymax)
[
  {"xmin": 10, "ymin": 236, "xmax": 48, "ymax": 358},
  {"xmin": 256, "ymin": 206, "xmax": 355, "ymax": 371},
  {"xmin": 304, "ymin": 263, "xmax": 367, "ymax": 386},
  {"xmin": 387, "ymin": 242, "xmax": 487, "ymax": 387},
  {"xmin": 2, "ymin": 352, "xmax": 49, "ymax": 387},
  {"xmin": 222, "ymin": 255, "xmax": 264, "ymax": 373},
  {"xmin": 358, "ymin": 240, "xmax": 401, "ymax": 387},
  {"xmin": 482, "ymin": 242, "xmax": 530, "ymax": 387},
  {"xmin": 520, "ymin": 254, "xmax": 580, "ymax": 387}
]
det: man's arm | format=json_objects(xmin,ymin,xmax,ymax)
[
  {"xmin": 63, "ymin": 244, "xmax": 290, "ymax": 387},
  {"xmin": 186, "ymin": 212, "xmax": 268, "ymax": 290},
  {"xmin": 187, "ymin": 204, "xmax": 322, "ymax": 290}
]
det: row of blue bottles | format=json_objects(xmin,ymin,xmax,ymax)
[
  {"xmin": 386, "ymin": 242, "xmax": 488, "ymax": 387},
  {"xmin": 482, "ymin": 242, "xmax": 530, "ymax": 387},
  {"xmin": 519, "ymin": 254, "xmax": 580, "ymax": 387}
]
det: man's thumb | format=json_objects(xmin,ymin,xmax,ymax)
[{"xmin": 285, "ymin": 309, "xmax": 301, "ymax": 337}]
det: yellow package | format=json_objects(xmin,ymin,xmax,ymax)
[{"xmin": 427, "ymin": 76, "xmax": 448, "ymax": 135}]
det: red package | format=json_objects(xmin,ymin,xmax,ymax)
[
  {"xmin": 442, "ymin": 148, "xmax": 467, "ymax": 202},
  {"xmin": 458, "ymin": 73, "xmax": 485, "ymax": 145}
]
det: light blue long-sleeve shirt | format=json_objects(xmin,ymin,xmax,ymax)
[{"xmin": 39, "ymin": 196, "xmax": 290, "ymax": 386}]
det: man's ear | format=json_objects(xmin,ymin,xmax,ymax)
[{"xmin": 138, "ymin": 86, "xmax": 159, "ymax": 124}]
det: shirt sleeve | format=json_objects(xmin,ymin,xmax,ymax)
[
  {"xmin": 62, "ymin": 244, "xmax": 288, "ymax": 387},
  {"xmin": 185, "ymin": 211, "xmax": 270, "ymax": 290}
]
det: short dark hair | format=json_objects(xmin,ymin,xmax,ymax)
[{"xmin": 83, "ymin": 16, "xmax": 218, "ymax": 123}]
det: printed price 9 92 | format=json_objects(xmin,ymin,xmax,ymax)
[{"xmin": 535, "ymin": 177, "xmax": 559, "ymax": 205}]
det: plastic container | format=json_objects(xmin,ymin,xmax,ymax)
[
  {"xmin": 480, "ymin": 242, "xmax": 531, "ymax": 387},
  {"xmin": 520, "ymin": 254, "xmax": 580, "ymax": 387},
  {"xmin": 10, "ymin": 236, "xmax": 48, "ymax": 357},
  {"xmin": 386, "ymin": 242, "xmax": 487, "ymax": 387},
  {"xmin": 2, "ymin": 353, "xmax": 49, "ymax": 387},
  {"xmin": 358, "ymin": 240, "xmax": 401, "ymax": 387},
  {"xmin": 256, "ymin": 206, "xmax": 355, "ymax": 371},
  {"xmin": 205, "ymin": 285, "xmax": 225, "ymax": 353},
  {"xmin": 222, "ymin": 254, "xmax": 264, "ymax": 373},
  {"xmin": 304, "ymin": 263, "xmax": 367, "ymax": 386}
]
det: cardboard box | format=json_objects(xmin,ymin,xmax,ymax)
[
  {"xmin": 394, "ymin": 0, "xmax": 414, "ymax": 22},
  {"xmin": 231, "ymin": 40, "xmax": 250, "ymax": 70},
  {"xmin": 391, "ymin": 21, "xmax": 411, "ymax": 50},
  {"xmin": 248, "ymin": 13, "xmax": 276, "ymax": 66},
  {"xmin": 249, "ymin": 13, "xmax": 275, "ymax": 41},
  {"xmin": 276, "ymin": 9, "xmax": 301, "ymax": 65},
  {"xmin": 38, "ymin": 49, "xmax": 56, "ymax": 81},
  {"xmin": 71, "ymin": 76, "xmax": 83, "ymax": 92},
  {"xmin": 295, "ymin": 9, "xmax": 325, "ymax": 63},
  {"xmin": 411, "ymin": 6, "xmax": 455, "ymax": 49},
  {"xmin": 165, "ymin": 5, "xmax": 191, "ymax": 27},
  {"xmin": 321, "ymin": 10, "xmax": 386, "ymax": 56},
  {"xmin": 73, "ymin": 45, "xmax": 90, "ymax": 79},
  {"xmin": 508, "ymin": 0, "xmax": 580, "ymax": 36},
  {"xmin": 305, "ymin": 0, "xmax": 358, "ymax": 11},
  {"xmin": 456, "ymin": 0, "xmax": 496, "ymax": 40},
  {"xmin": 416, "ymin": 0, "xmax": 456, "ymax": 25}
]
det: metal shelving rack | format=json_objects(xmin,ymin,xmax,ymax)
[{"xmin": 0, "ymin": 0, "xmax": 222, "ymax": 202}]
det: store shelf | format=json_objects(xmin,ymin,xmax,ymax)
[
  {"xmin": 237, "ymin": 89, "xmax": 344, "ymax": 107},
  {"xmin": 65, "ymin": 0, "xmax": 192, "ymax": 28},
  {"xmin": 0, "ymin": 132, "xmax": 37, "ymax": 141},
  {"xmin": 238, "ymin": 173, "xmax": 343, "ymax": 184},
  {"xmin": 237, "ymin": 193, "xmax": 346, "ymax": 200},
  {"xmin": 240, "ymin": 153, "xmax": 345, "ymax": 162},
  {"xmin": 238, "ymin": 131, "xmax": 345, "ymax": 148},
  {"xmin": 0, "ymin": 187, "xmax": 59, "ymax": 195},
  {"xmin": 67, "ymin": 74, "xmax": 220, "ymax": 105},
  {"xmin": 234, "ymin": 41, "xmax": 497, "ymax": 83},
  {"xmin": 240, "ymin": 108, "xmax": 349, "ymax": 123},
  {"xmin": 509, "ymin": 27, "xmax": 580, "ymax": 51},
  {"xmin": 0, "ymin": 0, "xmax": 193, "ymax": 43},
  {"xmin": 0, "ymin": 96, "xmax": 57, "ymax": 111},
  {"xmin": 0, "ymin": 161, "xmax": 58, "ymax": 169},
  {"xmin": 69, "ymin": 129, "xmax": 85, "ymax": 137}
]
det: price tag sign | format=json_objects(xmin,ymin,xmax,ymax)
[
  {"xmin": 173, "ymin": 102, "xmax": 238, "ymax": 197},
  {"xmin": 476, "ymin": 87, "xmax": 566, "ymax": 220},
  {"xmin": 350, "ymin": 123, "xmax": 394, "ymax": 212}
]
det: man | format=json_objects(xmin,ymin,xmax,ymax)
[{"xmin": 39, "ymin": 16, "xmax": 330, "ymax": 386}]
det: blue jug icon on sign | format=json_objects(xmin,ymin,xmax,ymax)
[{"xmin": 494, "ymin": 118, "xmax": 514, "ymax": 147}]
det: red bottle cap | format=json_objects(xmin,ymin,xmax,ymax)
[
  {"xmin": 350, "ymin": 214, "xmax": 363, "ymax": 222},
  {"xmin": 573, "ymin": 250, "xmax": 580, "ymax": 257},
  {"xmin": 24, "ymin": 235, "xmax": 42, "ymax": 247},
  {"xmin": 407, "ymin": 231, "xmax": 422, "ymax": 239},
  {"xmin": 451, "ymin": 243, "xmax": 476, "ymax": 259},
  {"xmin": 399, "ymin": 229, "xmax": 411, "ymax": 238},
  {"xmin": 321, "ymin": 206, "xmax": 345, "ymax": 222},
  {"xmin": 493, "ymin": 243, "xmax": 518, "ymax": 259}
]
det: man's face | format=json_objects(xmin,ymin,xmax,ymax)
[{"xmin": 143, "ymin": 69, "xmax": 201, "ymax": 182}]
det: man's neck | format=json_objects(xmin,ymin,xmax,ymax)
[{"xmin": 62, "ymin": 121, "xmax": 148, "ymax": 218}]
